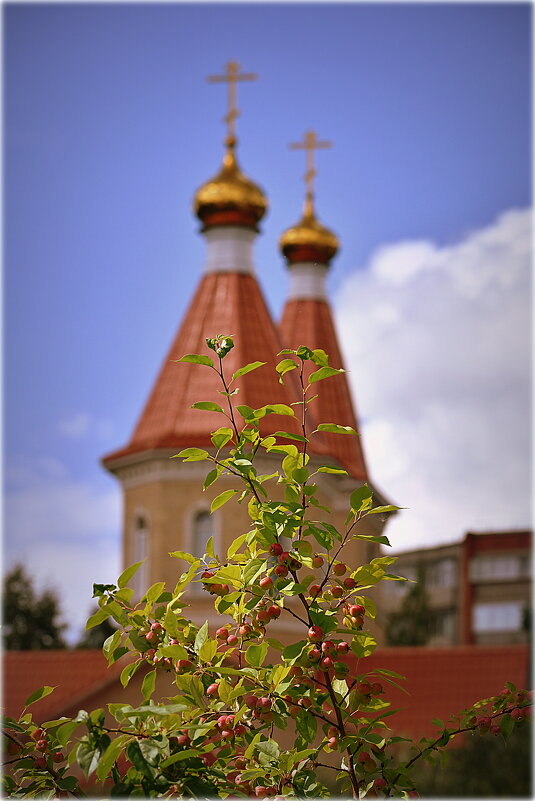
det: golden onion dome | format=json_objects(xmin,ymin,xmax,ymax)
[
  {"xmin": 193, "ymin": 137, "xmax": 268, "ymax": 231},
  {"xmin": 279, "ymin": 198, "xmax": 339, "ymax": 266}
]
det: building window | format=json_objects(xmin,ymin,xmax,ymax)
[
  {"xmin": 431, "ymin": 609, "xmax": 456, "ymax": 640},
  {"xmin": 426, "ymin": 558, "xmax": 456, "ymax": 588},
  {"xmin": 133, "ymin": 514, "xmax": 150, "ymax": 600},
  {"xmin": 192, "ymin": 511, "xmax": 213, "ymax": 558},
  {"xmin": 470, "ymin": 556, "xmax": 522, "ymax": 582},
  {"xmin": 473, "ymin": 602, "xmax": 524, "ymax": 633},
  {"xmin": 190, "ymin": 510, "xmax": 214, "ymax": 593}
]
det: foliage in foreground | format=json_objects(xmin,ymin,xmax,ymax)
[{"xmin": 2, "ymin": 337, "xmax": 532, "ymax": 799}]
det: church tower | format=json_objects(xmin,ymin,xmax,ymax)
[
  {"xmin": 102, "ymin": 67, "xmax": 391, "ymax": 638},
  {"xmin": 102, "ymin": 62, "xmax": 298, "ymax": 626}
]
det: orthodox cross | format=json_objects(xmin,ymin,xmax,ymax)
[
  {"xmin": 289, "ymin": 130, "xmax": 332, "ymax": 209},
  {"xmin": 207, "ymin": 60, "xmax": 257, "ymax": 140}
]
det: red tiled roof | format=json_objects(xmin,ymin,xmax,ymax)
[
  {"xmin": 279, "ymin": 298, "xmax": 368, "ymax": 480},
  {"xmin": 2, "ymin": 650, "xmax": 122, "ymax": 721},
  {"xmin": 4, "ymin": 646, "xmax": 529, "ymax": 743},
  {"xmin": 347, "ymin": 645, "xmax": 531, "ymax": 739},
  {"xmin": 103, "ymin": 273, "xmax": 300, "ymax": 464}
]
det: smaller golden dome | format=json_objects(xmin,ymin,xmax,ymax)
[
  {"xmin": 194, "ymin": 138, "xmax": 268, "ymax": 230},
  {"xmin": 279, "ymin": 198, "xmax": 339, "ymax": 265}
]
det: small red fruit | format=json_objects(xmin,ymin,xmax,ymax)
[
  {"xmin": 31, "ymin": 728, "xmax": 45, "ymax": 741},
  {"xmin": 308, "ymin": 646, "xmax": 322, "ymax": 662},
  {"xmin": 255, "ymin": 787, "xmax": 269, "ymax": 798},
  {"xmin": 145, "ymin": 630, "xmax": 158, "ymax": 643},
  {"xmin": 206, "ymin": 683, "xmax": 219, "ymax": 696},
  {"xmin": 177, "ymin": 734, "xmax": 191, "ymax": 747},
  {"xmin": 239, "ymin": 623, "xmax": 252, "ymax": 636},
  {"xmin": 344, "ymin": 577, "xmax": 357, "ymax": 590},
  {"xmin": 258, "ymin": 697, "xmax": 272, "ymax": 711},
  {"xmin": 52, "ymin": 751, "xmax": 65, "ymax": 763},
  {"xmin": 36, "ymin": 739, "xmax": 48, "ymax": 752},
  {"xmin": 312, "ymin": 555, "xmax": 324, "ymax": 568},
  {"xmin": 216, "ymin": 627, "xmax": 229, "ymax": 640},
  {"xmin": 331, "ymin": 585, "xmax": 344, "ymax": 598},
  {"xmin": 176, "ymin": 659, "xmax": 193, "ymax": 673},
  {"xmin": 336, "ymin": 642, "xmax": 349, "ymax": 655},
  {"xmin": 333, "ymin": 563, "xmax": 347, "ymax": 576},
  {"xmin": 357, "ymin": 751, "xmax": 370, "ymax": 764},
  {"xmin": 259, "ymin": 576, "xmax": 273, "ymax": 590},
  {"xmin": 268, "ymin": 604, "xmax": 281, "ymax": 618},
  {"xmin": 321, "ymin": 640, "xmax": 336, "ymax": 654},
  {"xmin": 150, "ymin": 621, "xmax": 163, "ymax": 633},
  {"xmin": 274, "ymin": 565, "xmax": 289, "ymax": 577},
  {"xmin": 227, "ymin": 634, "xmax": 239, "ymax": 646},
  {"xmin": 349, "ymin": 604, "xmax": 365, "ymax": 616},
  {"xmin": 201, "ymin": 751, "xmax": 217, "ymax": 767},
  {"xmin": 308, "ymin": 625, "xmax": 323, "ymax": 642},
  {"xmin": 34, "ymin": 756, "xmax": 47, "ymax": 770},
  {"xmin": 309, "ymin": 584, "xmax": 322, "ymax": 597},
  {"xmin": 269, "ymin": 543, "xmax": 284, "ymax": 556},
  {"xmin": 327, "ymin": 736, "xmax": 338, "ymax": 749},
  {"xmin": 374, "ymin": 778, "xmax": 387, "ymax": 790},
  {"xmin": 320, "ymin": 656, "xmax": 333, "ymax": 671}
]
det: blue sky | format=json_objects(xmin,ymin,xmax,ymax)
[{"xmin": 4, "ymin": 3, "xmax": 532, "ymax": 641}]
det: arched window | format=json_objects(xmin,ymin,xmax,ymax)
[
  {"xmin": 133, "ymin": 514, "xmax": 150, "ymax": 600},
  {"xmin": 192, "ymin": 510, "xmax": 213, "ymax": 558},
  {"xmin": 190, "ymin": 510, "xmax": 213, "ymax": 593}
]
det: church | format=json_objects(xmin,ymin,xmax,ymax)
[
  {"xmin": 100, "ymin": 61, "xmax": 390, "ymax": 641},
  {"xmin": 4, "ymin": 61, "xmax": 529, "ymax": 752}
]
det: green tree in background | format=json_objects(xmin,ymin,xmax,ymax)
[
  {"xmin": 386, "ymin": 564, "xmax": 432, "ymax": 646},
  {"xmin": 3, "ymin": 564, "xmax": 67, "ymax": 650},
  {"xmin": 413, "ymin": 724, "xmax": 531, "ymax": 796}
]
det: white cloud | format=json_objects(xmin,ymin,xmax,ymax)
[
  {"xmin": 4, "ymin": 461, "xmax": 121, "ymax": 642},
  {"xmin": 58, "ymin": 412, "xmax": 114, "ymax": 441},
  {"xmin": 335, "ymin": 207, "xmax": 532, "ymax": 552}
]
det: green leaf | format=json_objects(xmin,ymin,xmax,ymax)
[
  {"xmin": 192, "ymin": 401, "xmax": 225, "ymax": 413},
  {"xmin": 237, "ymin": 404, "xmax": 256, "ymax": 420},
  {"xmin": 199, "ymin": 638, "xmax": 218, "ymax": 662},
  {"xmin": 85, "ymin": 607, "xmax": 110, "ymax": 630},
  {"xmin": 176, "ymin": 353, "xmax": 214, "ymax": 368},
  {"xmin": 97, "ymin": 734, "xmax": 129, "ymax": 782},
  {"xmin": 283, "ymin": 640, "xmax": 307, "ymax": 661},
  {"xmin": 275, "ymin": 359, "xmax": 298, "ymax": 380},
  {"xmin": 103, "ymin": 630, "xmax": 122, "ymax": 661},
  {"xmin": 316, "ymin": 466, "xmax": 348, "ymax": 475},
  {"xmin": 227, "ymin": 533, "xmax": 248, "ymax": 559},
  {"xmin": 174, "ymin": 448, "xmax": 209, "ymax": 462},
  {"xmin": 232, "ymin": 361, "xmax": 266, "ymax": 381},
  {"xmin": 211, "ymin": 427, "xmax": 233, "ymax": 449},
  {"xmin": 211, "ymin": 489, "xmax": 238, "ymax": 512},
  {"xmin": 141, "ymin": 670, "xmax": 157, "ymax": 701},
  {"xmin": 206, "ymin": 536, "xmax": 215, "ymax": 559},
  {"xmin": 315, "ymin": 423, "xmax": 357, "ymax": 435},
  {"xmin": 161, "ymin": 749, "xmax": 200, "ymax": 768},
  {"xmin": 194, "ymin": 621, "xmax": 209, "ymax": 654},
  {"xmin": 56, "ymin": 719, "xmax": 80, "ymax": 746},
  {"xmin": 350, "ymin": 485, "xmax": 373, "ymax": 513},
  {"xmin": 169, "ymin": 550, "xmax": 198, "ymax": 564},
  {"xmin": 274, "ymin": 431, "xmax": 308, "ymax": 442},
  {"xmin": 366, "ymin": 505, "xmax": 400, "ymax": 515},
  {"xmin": 309, "ymin": 366, "xmax": 344, "ymax": 383},
  {"xmin": 261, "ymin": 404, "xmax": 295, "ymax": 417},
  {"xmin": 245, "ymin": 643, "xmax": 269, "ymax": 668},
  {"xmin": 117, "ymin": 562, "xmax": 143, "ymax": 589},
  {"xmin": 120, "ymin": 661, "xmax": 141, "ymax": 688},
  {"xmin": 500, "ymin": 713, "xmax": 515, "ymax": 740},
  {"xmin": 23, "ymin": 686, "xmax": 55, "ymax": 709}
]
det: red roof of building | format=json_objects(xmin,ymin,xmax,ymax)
[
  {"xmin": 279, "ymin": 298, "xmax": 368, "ymax": 480},
  {"xmin": 348, "ymin": 645, "xmax": 531, "ymax": 739},
  {"xmin": 103, "ymin": 272, "xmax": 300, "ymax": 464},
  {"xmin": 2, "ymin": 650, "xmax": 122, "ymax": 722},
  {"xmin": 4, "ymin": 646, "xmax": 529, "ymax": 742}
]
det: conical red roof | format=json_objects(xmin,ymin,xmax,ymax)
[
  {"xmin": 279, "ymin": 298, "xmax": 368, "ymax": 481},
  {"xmin": 103, "ymin": 272, "xmax": 299, "ymax": 464}
]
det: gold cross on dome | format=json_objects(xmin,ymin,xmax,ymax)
[
  {"xmin": 289, "ymin": 130, "xmax": 332, "ymax": 208},
  {"xmin": 207, "ymin": 60, "xmax": 258, "ymax": 140}
]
